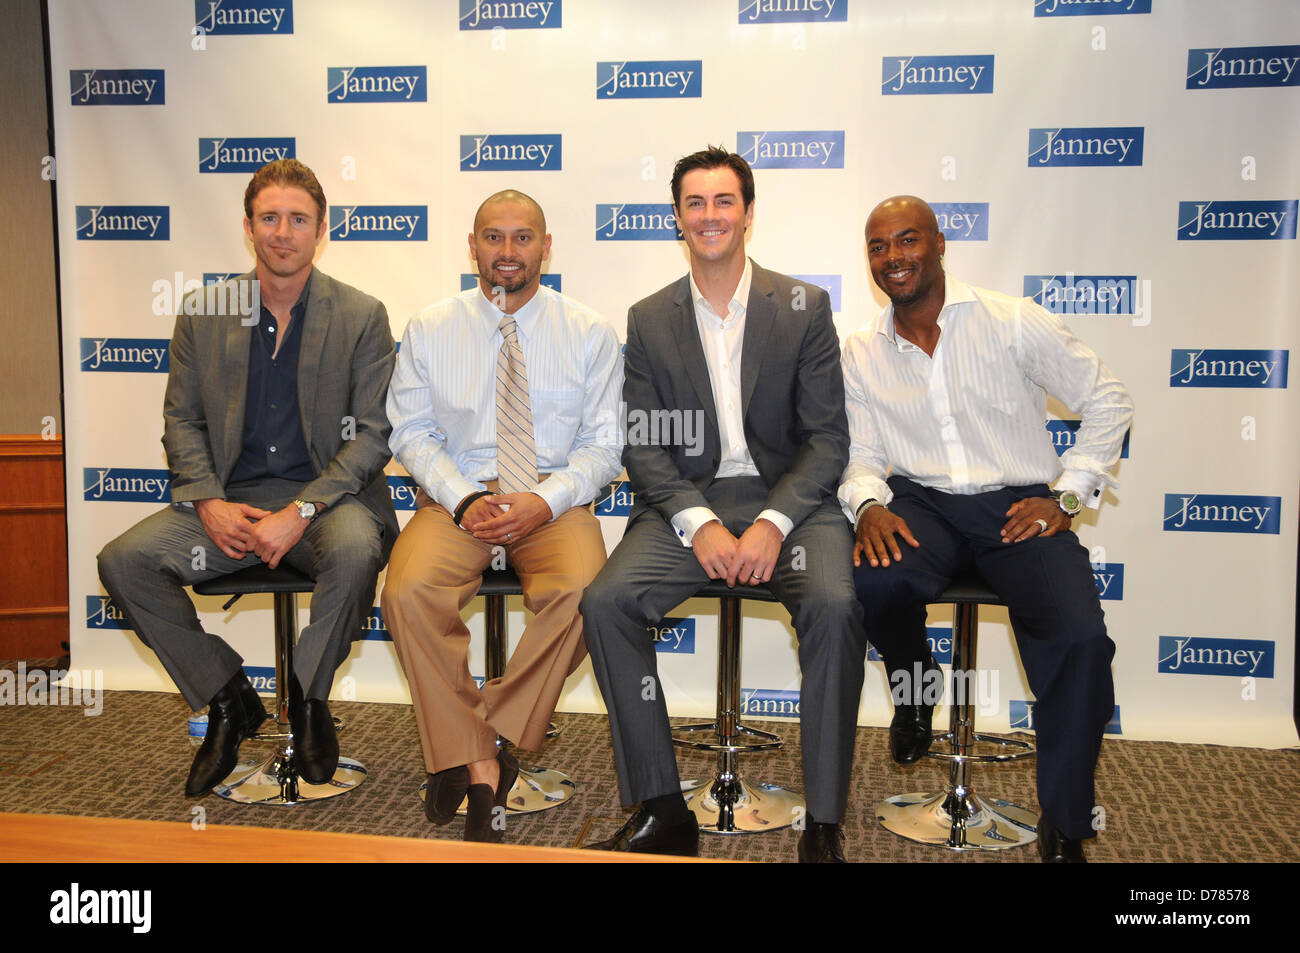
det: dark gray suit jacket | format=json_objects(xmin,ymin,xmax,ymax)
[
  {"xmin": 622, "ymin": 262, "xmax": 848, "ymax": 530},
  {"xmin": 161, "ymin": 267, "xmax": 398, "ymax": 542}
]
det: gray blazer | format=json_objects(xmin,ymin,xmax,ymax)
[
  {"xmin": 161, "ymin": 267, "xmax": 399, "ymax": 542},
  {"xmin": 622, "ymin": 262, "xmax": 849, "ymax": 530}
]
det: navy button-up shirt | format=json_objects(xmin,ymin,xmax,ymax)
[{"xmin": 229, "ymin": 279, "xmax": 315, "ymax": 485}]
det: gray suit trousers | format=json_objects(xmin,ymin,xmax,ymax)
[
  {"xmin": 581, "ymin": 476, "xmax": 867, "ymax": 823},
  {"xmin": 97, "ymin": 478, "xmax": 388, "ymax": 708}
]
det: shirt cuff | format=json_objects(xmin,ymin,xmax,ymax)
[
  {"xmin": 756, "ymin": 509, "xmax": 793, "ymax": 540},
  {"xmin": 837, "ymin": 477, "xmax": 893, "ymax": 524},
  {"xmin": 1054, "ymin": 468, "xmax": 1108, "ymax": 511},
  {"xmin": 671, "ymin": 506, "xmax": 720, "ymax": 547},
  {"xmin": 530, "ymin": 477, "xmax": 566, "ymax": 521},
  {"xmin": 433, "ymin": 475, "xmax": 487, "ymax": 516}
]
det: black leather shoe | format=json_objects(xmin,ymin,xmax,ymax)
[
  {"xmin": 889, "ymin": 656, "xmax": 940, "ymax": 764},
  {"xmin": 1038, "ymin": 823, "xmax": 1087, "ymax": 863},
  {"xmin": 585, "ymin": 806, "xmax": 700, "ymax": 857},
  {"xmin": 185, "ymin": 672, "xmax": 267, "ymax": 797},
  {"xmin": 424, "ymin": 766, "xmax": 470, "ymax": 825},
  {"xmin": 463, "ymin": 747, "xmax": 520, "ymax": 842},
  {"xmin": 289, "ymin": 679, "xmax": 339, "ymax": 785},
  {"xmin": 798, "ymin": 819, "xmax": 847, "ymax": 863},
  {"xmin": 495, "ymin": 747, "xmax": 519, "ymax": 814}
]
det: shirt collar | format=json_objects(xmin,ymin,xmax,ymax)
[
  {"xmin": 477, "ymin": 282, "xmax": 547, "ymax": 338},
  {"xmin": 689, "ymin": 257, "xmax": 753, "ymax": 324},
  {"xmin": 874, "ymin": 271, "xmax": 976, "ymax": 350}
]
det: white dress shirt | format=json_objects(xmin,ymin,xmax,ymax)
[
  {"xmin": 671, "ymin": 258, "xmax": 794, "ymax": 545},
  {"xmin": 838, "ymin": 273, "xmax": 1133, "ymax": 522},
  {"xmin": 388, "ymin": 284, "xmax": 623, "ymax": 518}
]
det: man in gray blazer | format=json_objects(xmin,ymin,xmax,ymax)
[
  {"xmin": 582, "ymin": 147, "xmax": 867, "ymax": 862},
  {"xmin": 98, "ymin": 159, "xmax": 397, "ymax": 796}
]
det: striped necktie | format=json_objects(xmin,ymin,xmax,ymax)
[{"xmin": 496, "ymin": 314, "xmax": 538, "ymax": 494}]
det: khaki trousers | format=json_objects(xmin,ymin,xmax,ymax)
[{"xmin": 381, "ymin": 492, "xmax": 606, "ymax": 773}]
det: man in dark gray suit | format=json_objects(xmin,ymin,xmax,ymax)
[
  {"xmin": 582, "ymin": 147, "xmax": 867, "ymax": 862},
  {"xmin": 98, "ymin": 159, "xmax": 397, "ymax": 796}
]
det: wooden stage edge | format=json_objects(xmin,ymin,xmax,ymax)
[{"xmin": 0, "ymin": 812, "xmax": 720, "ymax": 864}]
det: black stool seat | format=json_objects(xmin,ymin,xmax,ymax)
[
  {"xmin": 694, "ymin": 580, "xmax": 779, "ymax": 603},
  {"xmin": 194, "ymin": 564, "xmax": 315, "ymax": 597},
  {"xmin": 477, "ymin": 566, "xmax": 522, "ymax": 597},
  {"xmin": 876, "ymin": 569, "xmax": 1037, "ymax": 850}
]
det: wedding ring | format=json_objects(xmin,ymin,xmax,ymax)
[{"xmin": 1033, "ymin": 519, "xmax": 1048, "ymax": 533}]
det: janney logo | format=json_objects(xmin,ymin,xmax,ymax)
[
  {"xmin": 741, "ymin": 688, "xmax": 800, "ymax": 718},
  {"xmin": 360, "ymin": 608, "xmax": 391, "ymax": 642},
  {"xmin": 86, "ymin": 595, "xmax": 130, "ymax": 629},
  {"xmin": 243, "ymin": 665, "xmax": 276, "ymax": 693},
  {"xmin": 1187, "ymin": 45, "xmax": 1300, "ymax": 89},
  {"xmin": 76, "ymin": 206, "xmax": 169, "ymax": 241},
  {"xmin": 70, "ymin": 69, "xmax": 164, "ymax": 105},
  {"xmin": 1024, "ymin": 274, "xmax": 1144, "ymax": 316},
  {"xmin": 1177, "ymin": 200, "xmax": 1297, "ymax": 240},
  {"xmin": 1162, "ymin": 494, "xmax": 1281, "ymax": 534},
  {"xmin": 1011, "ymin": 700, "xmax": 1123, "ymax": 734},
  {"xmin": 868, "ymin": 626, "xmax": 953, "ymax": 664},
  {"xmin": 790, "ymin": 274, "xmax": 841, "ymax": 311},
  {"xmin": 1034, "ymin": 0, "xmax": 1150, "ymax": 16},
  {"xmin": 388, "ymin": 476, "xmax": 419, "ymax": 510},
  {"xmin": 738, "ymin": 131, "xmax": 844, "ymax": 168},
  {"xmin": 83, "ymin": 468, "xmax": 171, "ymax": 502},
  {"xmin": 330, "ymin": 206, "xmax": 427, "ymax": 241},
  {"xmin": 1029, "ymin": 126, "xmax": 1143, "ymax": 166},
  {"xmin": 1157, "ymin": 637, "xmax": 1274, "ymax": 677},
  {"xmin": 597, "ymin": 60, "xmax": 701, "ymax": 99},
  {"xmin": 80, "ymin": 338, "xmax": 170, "ymax": 373},
  {"xmin": 459, "ymin": 0, "xmax": 561, "ymax": 29},
  {"xmin": 327, "ymin": 66, "xmax": 426, "ymax": 103},
  {"xmin": 1092, "ymin": 562, "xmax": 1124, "ymax": 600},
  {"xmin": 462, "ymin": 274, "xmax": 561, "ymax": 292},
  {"xmin": 195, "ymin": 0, "xmax": 292, "ymax": 34},
  {"xmin": 1169, "ymin": 349, "xmax": 1288, "ymax": 388},
  {"xmin": 881, "ymin": 55, "xmax": 993, "ymax": 95},
  {"xmin": 739, "ymin": 0, "xmax": 846, "ymax": 22},
  {"xmin": 459, "ymin": 134, "xmax": 561, "ymax": 171},
  {"xmin": 595, "ymin": 204, "xmax": 681, "ymax": 241},
  {"xmin": 199, "ymin": 137, "xmax": 294, "ymax": 173},
  {"xmin": 649, "ymin": 617, "xmax": 695, "ymax": 653},
  {"xmin": 1046, "ymin": 420, "xmax": 1130, "ymax": 458},
  {"xmin": 595, "ymin": 480, "xmax": 634, "ymax": 516},
  {"xmin": 931, "ymin": 202, "xmax": 987, "ymax": 241}
]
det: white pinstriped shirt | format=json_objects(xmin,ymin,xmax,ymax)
[
  {"xmin": 388, "ymin": 285, "xmax": 623, "ymax": 518},
  {"xmin": 838, "ymin": 273, "xmax": 1133, "ymax": 521}
]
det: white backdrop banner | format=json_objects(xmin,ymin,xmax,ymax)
[{"xmin": 52, "ymin": 0, "xmax": 1299, "ymax": 748}]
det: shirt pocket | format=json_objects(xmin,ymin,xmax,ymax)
[{"xmin": 531, "ymin": 388, "xmax": 583, "ymax": 457}]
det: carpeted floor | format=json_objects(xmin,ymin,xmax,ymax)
[{"xmin": 3, "ymin": 660, "xmax": 1297, "ymax": 863}]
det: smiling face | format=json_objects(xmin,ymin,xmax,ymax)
[
  {"xmin": 469, "ymin": 196, "xmax": 551, "ymax": 312},
  {"xmin": 674, "ymin": 166, "xmax": 753, "ymax": 271},
  {"xmin": 243, "ymin": 184, "xmax": 325, "ymax": 283},
  {"xmin": 865, "ymin": 197, "xmax": 946, "ymax": 309}
]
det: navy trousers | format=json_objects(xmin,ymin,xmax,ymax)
[{"xmin": 854, "ymin": 476, "xmax": 1115, "ymax": 839}]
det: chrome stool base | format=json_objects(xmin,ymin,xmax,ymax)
[
  {"xmin": 681, "ymin": 775, "xmax": 803, "ymax": 834},
  {"xmin": 877, "ymin": 787, "xmax": 1037, "ymax": 851},
  {"xmin": 417, "ymin": 760, "xmax": 577, "ymax": 816},
  {"xmin": 216, "ymin": 751, "xmax": 367, "ymax": 805}
]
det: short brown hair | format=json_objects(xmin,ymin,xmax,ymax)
[
  {"xmin": 243, "ymin": 159, "xmax": 327, "ymax": 223},
  {"xmin": 670, "ymin": 146, "xmax": 755, "ymax": 211}
]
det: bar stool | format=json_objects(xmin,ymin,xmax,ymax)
[
  {"xmin": 671, "ymin": 581, "xmax": 805, "ymax": 835},
  {"xmin": 876, "ymin": 571, "xmax": 1038, "ymax": 850},
  {"xmin": 192, "ymin": 564, "xmax": 367, "ymax": 805},
  {"xmin": 416, "ymin": 566, "xmax": 576, "ymax": 815}
]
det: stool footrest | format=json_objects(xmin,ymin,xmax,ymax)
[
  {"xmin": 671, "ymin": 720, "xmax": 782, "ymax": 753},
  {"xmin": 927, "ymin": 731, "xmax": 1036, "ymax": 764}
]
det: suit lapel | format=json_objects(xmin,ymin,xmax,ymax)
[
  {"xmin": 220, "ymin": 271, "xmax": 255, "ymax": 477},
  {"xmin": 297, "ymin": 268, "xmax": 328, "ymax": 463},
  {"xmin": 741, "ymin": 264, "xmax": 776, "ymax": 414},
  {"xmin": 670, "ymin": 277, "xmax": 720, "ymax": 435}
]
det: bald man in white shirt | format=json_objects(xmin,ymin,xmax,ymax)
[
  {"xmin": 839, "ymin": 195, "xmax": 1133, "ymax": 863},
  {"xmin": 383, "ymin": 191, "xmax": 622, "ymax": 842}
]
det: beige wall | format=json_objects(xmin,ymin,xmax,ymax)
[{"xmin": 0, "ymin": 0, "xmax": 61, "ymax": 435}]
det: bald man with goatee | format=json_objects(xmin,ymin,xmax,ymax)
[
  {"xmin": 383, "ymin": 190, "xmax": 622, "ymax": 842},
  {"xmin": 840, "ymin": 195, "xmax": 1132, "ymax": 862}
]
